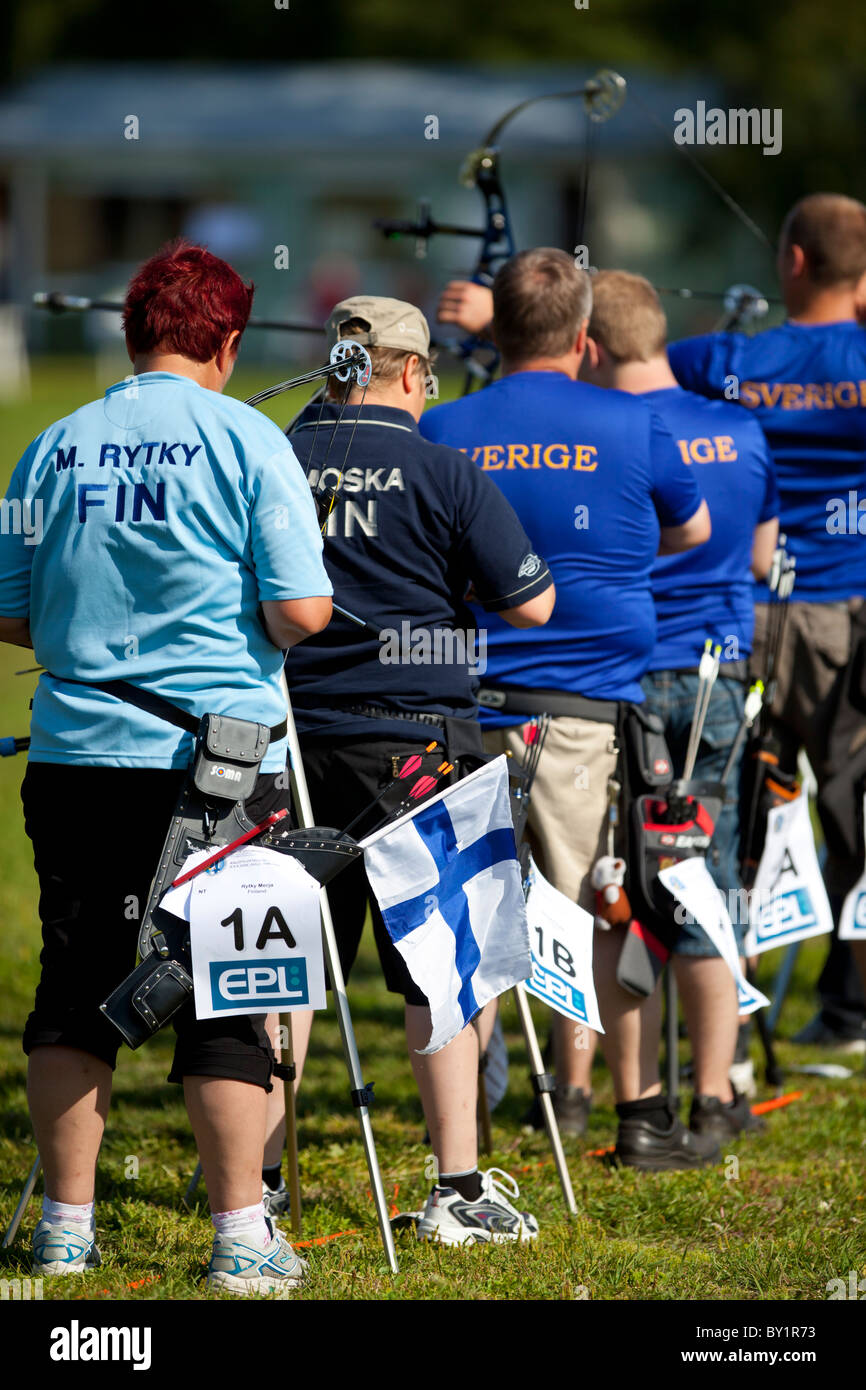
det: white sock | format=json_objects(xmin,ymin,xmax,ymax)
[
  {"xmin": 43, "ymin": 1196, "xmax": 94, "ymax": 1228},
  {"xmin": 212, "ymin": 1201, "xmax": 270, "ymax": 1247}
]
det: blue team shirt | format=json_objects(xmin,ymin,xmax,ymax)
[
  {"xmin": 642, "ymin": 386, "xmax": 779, "ymax": 669},
  {"xmin": 286, "ymin": 402, "xmax": 552, "ymax": 739},
  {"xmin": 669, "ymin": 321, "xmax": 866, "ymax": 602},
  {"xmin": 0, "ymin": 372, "xmax": 331, "ymax": 769},
  {"xmin": 420, "ymin": 371, "xmax": 702, "ymax": 715}
]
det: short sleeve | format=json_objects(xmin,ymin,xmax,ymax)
[
  {"xmin": 668, "ymin": 333, "xmax": 738, "ymax": 400},
  {"xmin": 449, "ymin": 458, "xmax": 553, "ymax": 611},
  {"xmin": 648, "ymin": 411, "xmax": 703, "ymax": 527},
  {"xmin": 248, "ymin": 443, "xmax": 333, "ymax": 602},
  {"xmin": 0, "ymin": 441, "xmax": 40, "ymax": 618}
]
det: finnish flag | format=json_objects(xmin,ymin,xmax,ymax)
[{"xmin": 360, "ymin": 757, "xmax": 531, "ymax": 1053}]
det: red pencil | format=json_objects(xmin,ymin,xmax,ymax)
[{"xmin": 170, "ymin": 808, "xmax": 289, "ymax": 887}]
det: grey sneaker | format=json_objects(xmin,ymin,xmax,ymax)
[
  {"xmin": 416, "ymin": 1167, "xmax": 539, "ymax": 1247},
  {"xmin": 522, "ymin": 1085, "xmax": 592, "ymax": 1136},
  {"xmin": 208, "ymin": 1217, "xmax": 306, "ymax": 1297},
  {"xmin": 32, "ymin": 1217, "xmax": 101, "ymax": 1275}
]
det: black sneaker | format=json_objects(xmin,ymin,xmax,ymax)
[
  {"xmin": 522, "ymin": 1085, "xmax": 592, "ymax": 1136},
  {"xmin": 690, "ymin": 1089, "xmax": 765, "ymax": 1142},
  {"xmin": 614, "ymin": 1102, "xmax": 720, "ymax": 1170},
  {"xmin": 791, "ymin": 1014, "xmax": 866, "ymax": 1055}
]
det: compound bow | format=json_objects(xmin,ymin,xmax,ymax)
[
  {"xmin": 374, "ymin": 69, "xmax": 781, "ymax": 388},
  {"xmin": 375, "ymin": 69, "xmax": 627, "ymax": 392}
]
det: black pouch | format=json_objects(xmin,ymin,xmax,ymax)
[
  {"xmin": 100, "ymin": 953, "xmax": 193, "ymax": 1050},
  {"xmin": 192, "ymin": 713, "xmax": 270, "ymax": 802},
  {"xmin": 617, "ymin": 777, "xmax": 726, "ymax": 997},
  {"xmin": 621, "ymin": 703, "xmax": 673, "ymax": 789}
]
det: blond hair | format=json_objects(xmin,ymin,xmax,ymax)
[{"xmin": 587, "ymin": 271, "xmax": 667, "ymax": 364}]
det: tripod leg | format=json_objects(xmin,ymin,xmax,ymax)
[
  {"xmin": 285, "ymin": 699, "xmax": 399, "ymax": 1274},
  {"xmin": 767, "ymin": 942, "xmax": 800, "ymax": 1034},
  {"xmin": 282, "ymin": 1015, "xmax": 303, "ymax": 1238},
  {"xmin": 2, "ymin": 1154, "xmax": 41, "ymax": 1248},
  {"xmin": 665, "ymin": 968, "xmax": 680, "ymax": 1103},
  {"xmin": 511, "ymin": 985, "xmax": 577, "ymax": 1216},
  {"xmin": 183, "ymin": 1161, "xmax": 203, "ymax": 1207},
  {"xmin": 747, "ymin": 964, "xmax": 785, "ymax": 1088},
  {"xmin": 474, "ymin": 1020, "xmax": 493, "ymax": 1155}
]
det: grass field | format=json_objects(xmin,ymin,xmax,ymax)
[{"xmin": 1, "ymin": 362, "xmax": 864, "ymax": 1303}]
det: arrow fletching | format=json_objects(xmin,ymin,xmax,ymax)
[{"xmin": 398, "ymin": 741, "xmax": 439, "ymax": 780}]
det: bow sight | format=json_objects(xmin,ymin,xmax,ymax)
[
  {"xmin": 243, "ymin": 340, "xmax": 371, "ymax": 407},
  {"xmin": 375, "ymin": 69, "xmax": 626, "ymax": 272}
]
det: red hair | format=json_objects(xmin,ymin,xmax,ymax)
[{"xmin": 123, "ymin": 239, "xmax": 254, "ymax": 362}]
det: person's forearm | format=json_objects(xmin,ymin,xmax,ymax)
[
  {"xmin": 0, "ymin": 616, "xmax": 33, "ymax": 648},
  {"xmin": 260, "ymin": 597, "xmax": 333, "ymax": 649}
]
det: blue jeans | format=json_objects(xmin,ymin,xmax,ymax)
[{"xmin": 640, "ymin": 671, "xmax": 746, "ymax": 956}]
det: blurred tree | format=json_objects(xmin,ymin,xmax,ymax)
[{"xmin": 2, "ymin": 0, "xmax": 863, "ymax": 257}]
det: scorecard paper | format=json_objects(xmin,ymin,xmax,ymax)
[
  {"xmin": 744, "ymin": 793, "xmax": 833, "ymax": 954},
  {"xmin": 659, "ymin": 857, "xmax": 769, "ymax": 1015},
  {"xmin": 162, "ymin": 845, "xmax": 325, "ymax": 1021},
  {"xmin": 523, "ymin": 855, "xmax": 603, "ymax": 1032}
]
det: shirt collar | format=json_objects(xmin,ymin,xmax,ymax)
[
  {"xmin": 104, "ymin": 371, "xmax": 203, "ymax": 398},
  {"xmin": 294, "ymin": 401, "xmax": 419, "ymax": 433}
]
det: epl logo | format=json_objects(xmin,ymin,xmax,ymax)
[{"xmin": 209, "ymin": 958, "xmax": 310, "ymax": 1011}]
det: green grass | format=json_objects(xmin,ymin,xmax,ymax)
[{"xmin": 1, "ymin": 363, "xmax": 865, "ymax": 1302}]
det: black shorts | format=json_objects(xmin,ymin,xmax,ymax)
[
  {"xmin": 300, "ymin": 735, "xmax": 460, "ymax": 1007},
  {"xmin": 21, "ymin": 761, "xmax": 292, "ymax": 1090}
]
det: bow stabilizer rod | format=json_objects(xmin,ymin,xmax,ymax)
[{"xmin": 33, "ymin": 291, "xmax": 324, "ymax": 336}]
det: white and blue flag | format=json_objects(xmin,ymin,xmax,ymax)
[{"xmin": 360, "ymin": 757, "xmax": 531, "ymax": 1053}]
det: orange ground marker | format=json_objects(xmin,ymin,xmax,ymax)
[
  {"xmin": 750, "ymin": 1090, "xmax": 802, "ymax": 1115},
  {"xmin": 293, "ymin": 1229, "xmax": 360, "ymax": 1248}
]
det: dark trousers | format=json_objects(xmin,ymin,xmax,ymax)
[
  {"xmin": 21, "ymin": 762, "xmax": 289, "ymax": 1087},
  {"xmin": 299, "ymin": 735, "xmax": 460, "ymax": 1005}
]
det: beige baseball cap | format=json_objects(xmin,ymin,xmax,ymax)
[{"xmin": 326, "ymin": 296, "xmax": 431, "ymax": 356}]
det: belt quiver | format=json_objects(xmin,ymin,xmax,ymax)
[{"xmin": 100, "ymin": 711, "xmax": 360, "ymax": 1049}]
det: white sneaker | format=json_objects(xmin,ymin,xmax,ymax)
[
  {"xmin": 416, "ymin": 1168, "xmax": 539, "ymax": 1247},
  {"xmin": 208, "ymin": 1217, "xmax": 306, "ymax": 1297},
  {"xmin": 32, "ymin": 1218, "xmax": 101, "ymax": 1275}
]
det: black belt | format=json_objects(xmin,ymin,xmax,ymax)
[
  {"xmin": 477, "ymin": 685, "xmax": 619, "ymax": 724},
  {"xmin": 666, "ymin": 660, "xmax": 749, "ymax": 684},
  {"xmin": 47, "ymin": 674, "xmax": 287, "ymax": 743},
  {"xmin": 340, "ymin": 703, "xmax": 445, "ymax": 728}
]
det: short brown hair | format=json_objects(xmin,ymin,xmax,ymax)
[
  {"xmin": 587, "ymin": 271, "xmax": 668, "ymax": 364},
  {"xmin": 327, "ymin": 317, "xmax": 432, "ymax": 397},
  {"xmin": 780, "ymin": 194, "xmax": 866, "ymax": 287},
  {"xmin": 492, "ymin": 248, "xmax": 592, "ymax": 362}
]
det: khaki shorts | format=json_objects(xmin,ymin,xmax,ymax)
[{"xmin": 483, "ymin": 716, "xmax": 619, "ymax": 912}]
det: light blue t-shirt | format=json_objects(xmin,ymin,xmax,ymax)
[{"xmin": 0, "ymin": 372, "xmax": 332, "ymax": 770}]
